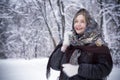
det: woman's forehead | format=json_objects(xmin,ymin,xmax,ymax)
[
  {"xmin": 74, "ymin": 14, "xmax": 86, "ymax": 21},
  {"xmin": 76, "ymin": 15, "xmax": 85, "ymax": 19}
]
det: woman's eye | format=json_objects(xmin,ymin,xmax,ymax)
[
  {"xmin": 74, "ymin": 20, "xmax": 78, "ymax": 23},
  {"xmin": 81, "ymin": 20, "xmax": 85, "ymax": 23}
]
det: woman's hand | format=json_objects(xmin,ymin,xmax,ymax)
[
  {"xmin": 61, "ymin": 31, "xmax": 72, "ymax": 52},
  {"xmin": 62, "ymin": 64, "xmax": 79, "ymax": 77},
  {"xmin": 61, "ymin": 45, "xmax": 68, "ymax": 52}
]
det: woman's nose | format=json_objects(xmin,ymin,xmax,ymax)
[{"xmin": 77, "ymin": 23, "xmax": 81, "ymax": 27}]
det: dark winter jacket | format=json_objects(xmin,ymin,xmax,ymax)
[{"xmin": 47, "ymin": 41, "xmax": 113, "ymax": 80}]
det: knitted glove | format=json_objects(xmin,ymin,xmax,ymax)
[
  {"xmin": 61, "ymin": 31, "xmax": 72, "ymax": 52},
  {"xmin": 62, "ymin": 64, "xmax": 79, "ymax": 77}
]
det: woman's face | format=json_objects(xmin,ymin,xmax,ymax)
[{"xmin": 74, "ymin": 14, "xmax": 87, "ymax": 34}]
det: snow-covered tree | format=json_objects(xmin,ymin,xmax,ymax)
[
  {"xmin": 0, "ymin": 0, "xmax": 119, "ymax": 64},
  {"xmin": 98, "ymin": 0, "xmax": 120, "ymax": 65}
]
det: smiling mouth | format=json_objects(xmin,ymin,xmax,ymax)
[{"xmin": 76, "ymin": 27, "xmax": 82, "ymax": 30}]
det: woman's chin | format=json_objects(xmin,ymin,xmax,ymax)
[{"xmin": 76, "ymin": 31, "xmax": 84, "ymax": 35}]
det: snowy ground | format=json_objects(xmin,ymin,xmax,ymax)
[{"xmin": 0, "ymin": 58, "xmax": 120, "ymax": 80}]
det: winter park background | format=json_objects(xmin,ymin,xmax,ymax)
[{"xmin": 0, "ymin": 0, "xmax": 120, "ymax": 80}]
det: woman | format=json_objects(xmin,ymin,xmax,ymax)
[{"xmin": 46, "ymin": 8, "xmax": 113, "ymax": 80}]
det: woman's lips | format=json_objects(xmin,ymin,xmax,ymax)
[{"xmin": 75, "ymin": 27, "xmax": 82, "ymax": 30}]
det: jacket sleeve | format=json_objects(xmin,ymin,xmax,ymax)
[
  {"xmin": 47, "ymin": 41, "xmax": 63, "ymax": 70},
  {"xmin": 77, "ymin": 45, "xmax": 113, "ymax": 79},
  {"xmin": 46, "ymin": 41, "xmax": 63, "ymax": 78}
]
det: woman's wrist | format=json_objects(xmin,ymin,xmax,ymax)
[{"xmin": 61, "ymin": 45, "xmax": 68, "ymax": 52}]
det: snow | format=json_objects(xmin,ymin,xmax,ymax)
[
  {"xmin": 0, "ymin": 58, "xmax": 120, "ymax": 80},
  {"xmin": 0, "ymin": 58, "xmax": 60, "ymax": 80},
  {"xmin": 107, "ymin": 66, "xmax": 120, "ymax": 80}
]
